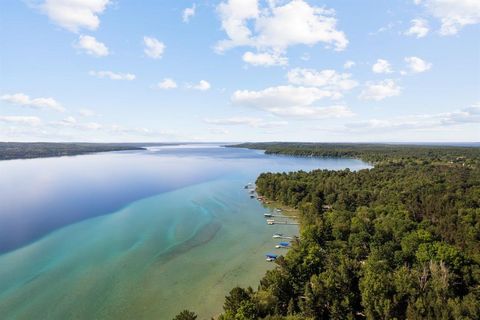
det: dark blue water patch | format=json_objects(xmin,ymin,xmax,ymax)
[{"xmin": 0, "ymin": 145, "xmax": 370, "ymax": 254}]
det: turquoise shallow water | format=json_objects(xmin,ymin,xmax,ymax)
[{"xmin": 0, "ymin": 145, "xmax": 370, "ymax": 319}]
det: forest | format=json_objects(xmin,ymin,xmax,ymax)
[
  {"xmin": 178, "ymin": 143, "xmax": 480, "ymax": 319},
  {"xmin": 0, "ymin": 142, "xmax": 147, "ymax": 160}
]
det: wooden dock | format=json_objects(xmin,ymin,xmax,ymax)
[
  {"xmin": 265, "ymin": 214, "xmax": 298, "ymax": 218},
  {"xmin": 267, "ymin": 220, "xmax": 300, "ymax": 225}
]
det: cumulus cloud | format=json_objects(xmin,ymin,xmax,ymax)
[
  {"xmin": 216, "ymin": 0, "xmax": 348, "ymax": 65},
  {"xmin": 343, "ymin": 60, "xmax": 355, "ymax": 69},
  {"xmin": 359, "ymin": 79, "xmax": 402, "ymax": 101},
  {"xmin": 349, "ymin": 104, "xmax": 480, "ymax": 131},
  {"xmin": 0, "ymin": 115, "xmax": 42, "ymax": 126},
  {"xmin": 183, "ymin": 4, "xmax": 196, "ymax": 23},
  {"xmin": 204, "ymin": 117, "xmax": 287, "ymax": 128},
  {"xmin": 414, "ymin": 0, "xmax": 480, "ymax": 35},
  {"xmin": 157, "ymin": 78, "xmax": 178, "ymax": 90},
  {"xmin": 372, "ymin": 59, "xmax": 393, "ymax": 74},
  {"xmin": 1, "ymin": 93, "xmax": 65, "ymax": 112},
  {"xmin": 190, "ymin": 80, "xmax": 211, "ymax": 91},
  {"xmin": 232, "ymin": 85, "xmax": 354, "ymax": 119},
  {"xmin": 405, "ymin": 18, "xmax": 429, "ymax": 38},
  {"xmin": 242, "ymin": 51, "xmax": 288, "ymax": 66},
  {"xmin": 404, "ymin": 56, "xmax": 432, "ymax": 73},
  {"xmin": 76, "ymin": 35, "xmax": 109, "ymax": 57},
  {"xmin": 143, "ymin": 36, "xmax": 165, "ymax": 59},
  {"xmin": 89, "ymin": 70, "xmax": 136, "ymax": 80},
  {"xmin": 40, "ymin": 0, "xmax": 111, "ymax": 33},
  {"xmin": 287, "ymin": 68, "xmax": 358, "ymax": 94}
]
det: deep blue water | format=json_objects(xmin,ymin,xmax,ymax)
[{"xmin": 0, "ymin": 145, "xmax": 369, "ymax": 254}]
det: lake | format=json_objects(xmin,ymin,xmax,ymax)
[{"xmin": 0, "ymin": 145, "xmax": 370, "ymax": 319}]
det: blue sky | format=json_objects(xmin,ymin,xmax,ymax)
[{"xmin": 0, "ymin": 0, "xmax": 479, "ymax": 142}]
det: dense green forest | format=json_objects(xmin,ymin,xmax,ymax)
[
  {"xmin": 0, "ymin": 142, "xmax": 147, "ymax": 160},
  {"xmin": 186, "ymin": 143, "xmax": 480, "ymax": 319}
]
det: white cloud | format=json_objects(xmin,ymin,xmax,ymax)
[
  {"xmin": 440, "ymin": 103, "xmax": 480, "ymax": 125},
  {"xmin": 343, "ymin": 60, "xmax": 355, "ymax": 69},
  {"xmin": 204, "ymin": 117, "xmax": 287, "ymax": 128},
  {"xmin": 183, "ymin": 4, "xmax": 196, "ymax": 23},
  {"xmin": 157, "ymin": 78, "xmax": 178, "ymax": 90},
  {"xmin": 143, "ymin": 36, "xmax": 165, "ymax": 59},
  {"xmin": 76, "ymin": 35, "xmax": 109, "ymax": 57},
  {"xmin": 359, "ymin": 79, "xmax": 402, "ymax": 101},
  {"xmin": 350, "ymin": 104, "xmax": 480, "ymax": 131},
  {"xmin": 40, "ymin": 0, "xmax": 111, "ymax": 33},
  {"xmin": 232, "ymin": 85, "xmax": 354, "ymax": 119},
  {"xmin": 242, "ymin": 51, "xmax": 288, "ymax": 66},
  {"xmin": 405, "ymin": 18, "xmax": 429, "ymax": 38},
  {"xmin": 62, "ymin": 116, "xmax": 77, "ymax": 124},
  {"xmin": 216, "ymin": 0, "xmax": 260, "ymax": 50},
  {"xmin": 414, "ymin": 0, "xmax": 480, "ymax": 35},
  {"xmin": 300, "ymin": 53, "xmax": 310, "ymax": 61},
  {"xmin": 78, "ymin": 108, "xmax": 96, "ymax": 117},
  {"xmin": 190, "ymin": 80, "xmax": 211, "ymax": 91},
  {"xmin": 372, "ymin": 59, "xmax": 393, "ymax": 74},
  {"xmin": 89, "ymin": 70, "xmax": 136, "ymax": 80},
  {"xmin": 1, "ymin": 93, "xmax": 65, "ymax": 112},
  {"xmin": 405, "ymin": 56, "xmax": 432, "ymax": 73},
  {"xmin": 0, "ymin": 115, "xmax": 42, "ymax": 126},
  {"xmin": 234, "ymin": 86, "xmax": 333, "ymax": 108},
  {"xmin": 369, "ymin": 22, "xmax": 398, "ymax": 36},
  {"xmin": 216, "ymin": 0, "xmax": 348, "ymax": 60},
  {"xmin": 287, "ymin": 68, "xmax": 358, "ymax": 94},
  {"xmin": 266, "ymin": 105, "xmax": 354, "ymax": 119}
]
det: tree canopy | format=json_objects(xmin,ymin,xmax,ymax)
[{"xmin": 216, "ymin": 143, "xmax": 480, "ymax": 319}]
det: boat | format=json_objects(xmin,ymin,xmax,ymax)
[
  {"xmin": 264, "ymin": 213, "xmax": 273, "ymax": 217},
  {"xmin": 265, "ymin": 253, "xmax": 278, "ymax": 262},
  {"xmin": 272, "ymin": 233, "xmax": 283, "ymax": 238},
  {"xmin": 275, "ymin": 242, "xmax": 290, "ymax": 248}
]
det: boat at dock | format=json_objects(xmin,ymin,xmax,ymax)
[
  {"xmin": 265, "ymin": 253, "xmax": 278, "ymax": 262},
  {"xmin": 275, "ymin": 242, "xmax": 290, "ymax": 248},
  {"xmin": 273, "ymin": 234, "xmax": 294, "ymax": 240}
]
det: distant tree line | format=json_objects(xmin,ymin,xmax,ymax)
[
  {"xmin": 0, "ymin": 142, "xmax": 146, "ymax": 160},
  {"xmin": 178, "ymin": 143, "xmax": 480, "ymax": 319}
]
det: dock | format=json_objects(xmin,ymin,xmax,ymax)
[
  {"xmin": 266, "ymin": 219, "xmax": 300, "ymax": 225},
  {"xmin": 264, "ymin": 214, "xmax": 298, "ymax": 218}
]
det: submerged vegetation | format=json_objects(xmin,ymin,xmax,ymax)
[{"xmin": 212, "ymin": 143, "xmax": 480, "ymax": 319}]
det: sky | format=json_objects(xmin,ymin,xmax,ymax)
[{"xmin": 0, "ymin": 0, "xmax": 479, "ymax": 143}]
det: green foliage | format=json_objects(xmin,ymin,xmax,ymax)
[
  {"xmin": 0, "ymin": 142, "xmax": 146, "ymax": 160},
  {"xmin": 172, "ymin": 310, "xmax": 197, "ymax": 320},
  {"xmin": 216, "ymin": 143, "xmax": 480, "ymax": 319}
]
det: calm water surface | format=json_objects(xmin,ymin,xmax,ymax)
[{"xmin": 0, "ymin": 145, "xmax": 370, "ymax": 319}]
